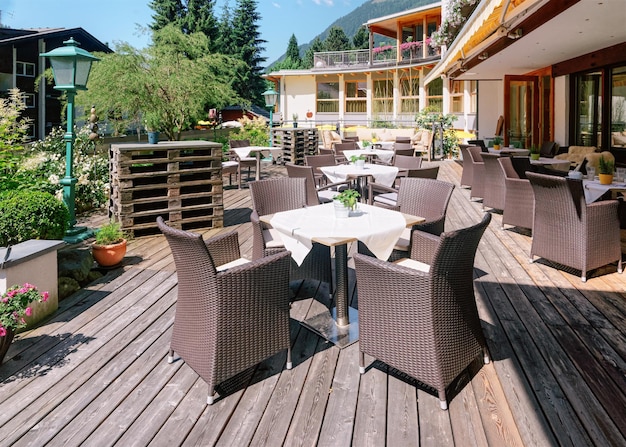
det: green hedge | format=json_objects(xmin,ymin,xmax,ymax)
[{"xmin": 0, "ymin": 190, "xmax": 69, "ymax": 246}]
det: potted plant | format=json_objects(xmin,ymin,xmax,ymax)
[
  {"xmin": 529, "ymin": 145, "xmax": 541, "ymax": 160},
  {"xmin": 598, "ymin": 155, "xmax": 615, "ymax": 185},
  {"xmin": 292, "ymin": 113, "xmax": 298, "ymax": 128},
  {"xmin": 492, "ymin": 136, "xmax": 502, "ymax": 150},
  {"xmin": 333, "ymin": 189, "xmax": 360, "ymax": 218},
  {"xmin": 0, "ymin": 283, "xmax": 49, "ymax": 364},
  {"xmin": 92, "ymin": 220, "xmax": 128, "ymax": 267},
  {"xmin": 144, "ymin": 112, "xmax": 161, "ymax": 144},
  {"xmin": 349, "ymin": 154, "xmax": 366, "ymax": 168}
]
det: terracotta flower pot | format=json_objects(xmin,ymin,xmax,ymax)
[
  {"xmin": 0, "ymin": 327, "xmax": 15, "ymax": 365},
  {"xmin": 92, "ymin": 239, "xmax": 127, "ymax": 267}
]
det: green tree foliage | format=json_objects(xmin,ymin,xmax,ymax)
[
  {"xmin": 182, "ymin": 0, "xmax": 219, "ymax": 49},
  {"xmin": 0, "ymin": 89, "xmax": 32, "ymax": 185},
  {"xmin": 149, "ymin": 0, "xmax": 185, "ymax": 31},
  {"xmin": 324, "ymin": 26, "xmax": 352, "ymax": 52},
  {"xmin": 77, "ymin": 25, "xmax": 245, "ymax": 141},
  {"xmin": 303, "ymin": 37, "xmax": 325, "ymax": 68},
  {"xmin": 285, "ymin": 34, "xmax": 302, "ymax": 66},
  {"xmin": 352, "ymin": 26, "xmax": 369, "ymax": 50},
  {"xmin": 269, "ymin": 34, "xmax": 303, "ymax": 70},
  {"xmin": 216, "ymin": 0, "xmax": 234, "ymax": 55},
  {"xmin": 230, "ymin": 0, "xmax": 267, "ymax": 106}
]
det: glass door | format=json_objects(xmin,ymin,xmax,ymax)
[{"xmin": 504, "ymin": 75, "xmax": 540, "ymax": 148}]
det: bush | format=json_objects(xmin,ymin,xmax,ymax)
[{"xmin": 0, "ymin": 190, "xmax": 69, "ymax": 246}]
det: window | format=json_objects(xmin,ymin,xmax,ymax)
[
  {"xmin": 574, "ymin": 71, "xmax": 602, "ymax": 147},
  {"xmin": 345, "ymin": 81, "xmax": 366, "ymax": 113},
  {"xmin": 317, "ymin": 82, "xmax": 339, "ymax": 113},
  {"xmin": 24, "ymin": 93, "xmax": 35, "ymax": 108},
  {"xmin": 611, "ymin": 66, "xmax": 626, "ymax": 144},
  {"xmin": 400, "ymin": 74, "xmax": 420, "ymax": 113},
  {"xmin": 373, "ymin": 79, "xmax": 393, "ymax": 114},
  {"xmin": 16, "ymin": 61, "xmax": 35, "ymax": 77},
  {"xmin": 450, "ymin": 80, "xmax": 464, "ymax": 113},
  {"xmin": 469, "ymin": 80, "xmax": 477, "ymax": 113},
  {"xmin": 426, "ymin": 77, "xmax": 443, "ymax": 111}
]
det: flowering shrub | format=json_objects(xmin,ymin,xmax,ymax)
[
  {"xmin": 0, "ymin": 283, "xmax": 49, "ymax": 334},
  {"xmin": 228, "ymin": 116, "xmax": 271, "ymax": 147},
  {"xmin": 14, "ymin": 125, "xmax": 109, "ymax": 213},
  {"xmin": 430, "ymin": 0, "xmax": 479, "ymax": 48}
]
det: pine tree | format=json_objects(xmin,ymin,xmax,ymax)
[
  {"xmin": 352, "ymin": 26, "xmax": 369, "ymax": 50},
  {"xmin": 183, "ymin": 0, "xmax": 219, "ymax": 50},
  {"xmin": 324, "ymin": 26, "xmax": 352, "ymax": 52},
  {"xmin": 231, "ymin": 0, "xmax": 266, "ymax": 105},
  {"xmin": 285, "ymin": 34, "xmax": 302, "ymax": 67},
  {"xmin": 150, "ymin": 0, "xmax": 185, "ymax": 31},
  {"xmin": 216, "ymin": 0, "xmax": 234, "ymax": 55},
  {"xmin": 303, "ymin": 36, "xmax": 325, "ymax": 68}
]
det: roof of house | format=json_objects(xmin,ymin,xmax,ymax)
[{"xmin": 0, "ymin": 27, "xmax": 111, "ymax": 53}]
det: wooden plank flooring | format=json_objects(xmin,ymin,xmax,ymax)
[{"xmin": 1, "ymin": 160, "xmax": 625, "ymax": 446}]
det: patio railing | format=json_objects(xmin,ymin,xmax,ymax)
[{"xmin": 312, "ymin": 45, "xmax": 440, "ymax": 70}]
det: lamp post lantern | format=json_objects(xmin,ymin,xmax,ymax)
[
  {"xmin": 262, "ymin": 88, "xmax": 278, "ymax": 147},
  {"xmin": 40, "ymin": 38, "xmax": 99, "ymax": 243}
]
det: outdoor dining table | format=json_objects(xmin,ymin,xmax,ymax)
[
  {"xmin": 343, "ymin": 148, "xmax": 394, "ymax": 165},
  {"xmin": 530, "ymin": 157, "xmax": 571, "ymax": 171},
  {"xmin": 231, "ymin": 146, "xmax": 283, "ymax": 181},
  {"xmin": 488, "ymin": 147, "xmax": 530, "ymax": 156},
  {"xmin": 583, "ymin": 179, "xmax": 626, "ymax": 203},
  {"xmin": 319, "ymin": 163, "xmax": 399, "ymax": 201},
  {"xmin": 261, "ymin": 202, "xmax": 424, "ymax": 348}
]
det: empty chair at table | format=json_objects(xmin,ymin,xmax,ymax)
[
  {"xmin": 157, "ymin": 217, "xmax": 292, "ymax": 405},
  {"xmin": 526, "ymin": 172, "xmax": 622, "ymax": 282},
  {"xmin": 459, "ymin": 144, "xmax": 474, "ymax": 188},
  {"xmin": 249, "ymin": 177, "xmax": 333, "ymax": 287},
  {"xmin": 498, "ymin": 156, "xmax": 534, "ymax": 230},
  {"xmin": 392, "ymin": 154, "xmax": 422, "ymax": 184},
  {"xmin": 467, "ymin": 146, "xmax": 486, "ymax": 200},
  {"xmin": 354, "ymin": 213, "xmax": 492, "ymax": 410},
  {"xmin": 334, "ymin": 141, "xmax": 357, "ymax": 164},
  {"xmin": 229, "ymin": 139, "xmax": 256, "ymax": 188},
  {"xmin": 305, "ymin": 153, "xmax": 336, "ymax": 186},
  {"xmin": 392, "ymin": 142, "xmax": 415, "ymax": 162},
  {"xmin": 468, "ymin": 139, "xmax": 488, "ymax": 153},
  {"xmin": 395, "ymin": 135, "xmax": 411, "ymax": 143},
  {"xmin": 481, "ymin": 152, "xmax": 508, "ymax": 211},
  {"xmin": 285, "ymin": 163, "xmax": 350, "ymax": 206}
]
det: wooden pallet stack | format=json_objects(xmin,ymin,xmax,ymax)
[
  {"xmin": 271, "ymin": 127, "xmax": 318, "ymax": 164},
  {"xmin": 109, "ymin": 141, "xmax": 224, "ymax": 237}
]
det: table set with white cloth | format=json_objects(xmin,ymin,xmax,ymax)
[
  {"xmin": 357, "ymin": 141, "xmax": 395, "ymax": 151},
  {"xmin": 488, "ymin": 147, "xmax": 530, "ymax": 156},
  {"xmin": 230, "ymin": 146, "xmax": 283, "ymax": 181},
  {"xmin": 529, "ymin": 157, "xmax": 571, "ymax": 171},
  {"xmin": 262, "ymin": 202, "xmax": 423, "ymax": 348},
  {"xmin": 343, "ymin": 148, "xmax": 394, "ymax": 165},
  {"xmin": 583, "ymin": 179, "xmax": 626, "ymax": 203},
  {"xmin": 320, "ymin": 163, "xmax": 398, "ymax": 188}
]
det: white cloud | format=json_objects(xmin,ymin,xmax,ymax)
[
  {"xmin": 272, "ymin": 2, "xmax": 280, "ymax": 7},
  {"xmin": 312, "ymin": 0, "xmax": 334, "ymax": 6}
]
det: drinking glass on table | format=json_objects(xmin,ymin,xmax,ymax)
[
  {"xmin": 586, "ymin": 166, "xmax": 595, "ymax": 180},
  {"xmin": 617, "ymin": 167, "xmax": 626, "ymax": 182}
]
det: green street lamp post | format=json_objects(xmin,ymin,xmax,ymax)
[
  {"xmin": 40, "ymin": 38, "xmax": 99, "ymax": 243},
  {"xmin": 262, "ymin": 88, "xmax": 278, "ymax": 147}
]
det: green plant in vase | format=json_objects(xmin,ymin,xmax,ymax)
[
  {"xmin": 92, "ymin": 220, "xmax": 129, "ymax": 267},
  {"xmin": 530, "ymin": 145, "xmax": 541, "ymax": 160},
  {"xmin": 492, "ymin": 136, "xmax": 502, "ymax": 150},
  {"xmin": 598, "ymin": 155, "xmax": 615, "ymax": 185},
  {"xmin": 334, "ymin": 189, "xmax": 360, "ymax": 211}
]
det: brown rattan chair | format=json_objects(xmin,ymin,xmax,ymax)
[
  {"xmin": 333, "ymin": 142, "xmax": 357, "ymax": 164},
  {"xmin": 229, "ymin": 139, "xmax": 256, "ymax": 188},
  {"xmin": 368, "ymin": 165, "xmax": 439, "ymax": 207},
  {"xmin": 459, "ymin": 144, "xmax": 474, "ymax": 188},
  {"xmin": 354, "ymin": 212, "xmax": 492, "ymax": 410},
  {"xmin": 156, "ymin": 216, "xmax": 292, "ymax": 405},
  {"xmin": 249, "ymin": 177, "xmax": 333, "ymax": 287},
  {"xmin": 285, "ymin": 163, "xmax": 350, "ymax": 206},
  {"xmin": 467, "ymin": 146, "xmax": 486, "ymax": 200},
  {"xmin": 526, "ymin": 172, "xmax": 623, "ymax": 281},
  {"xmin": 481, "ymin": 153, "xmax": 507, "ymax": 211},
  {"xmin": 305, "ymin": 153, "xmax": 337, "ymax": 186},
  {"xmin": 498, "ymin": 156, "xmax": 534, "ymax": 230}
]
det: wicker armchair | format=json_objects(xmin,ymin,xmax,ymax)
[
  {"xmin": 459, "ymin": 144, "xmax": 475, "ymax": 188},
  {"xmin": 526, "ymin": 172, "xmax": 623, "ymax": 281},
  {"xmin": 481, "ymin": 153, "xmax": 507, "ymax": 211},
  {"xmin": 285, "ymin": 163, "xmax": 350, "ymax": 206},
  {"xmin": 249, "ymin": 177, "xmax": 333, "ymax": 286},
  {"xmin": 467, "ymin": 146, "xmax": 486, "ymax": 200},
  {"xmin": 498, "ymin": 156, "xmax": 534, "ymax": 230},
  {"xmin": 156, "ymin": 217, "xmax": 292, "ymax": 405},
  {"xmin": 354, "ymin": 213, "xmax": 492, "ymax": 410},
  {"xmin": 333, "ymin": 142, "xmax": 357, "ymax": 164},
  {"xmin": 305, "ymin": 154, "xmax": 337, "ymax": 186}
]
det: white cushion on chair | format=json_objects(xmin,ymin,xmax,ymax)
[
  {"xmin": 317, "ymin": 190, "xmax": 337, "ymax": 203},
  {"xmin": 394, "ymin": 257, "xmax": 430, "ymax": 273},
  {"xmin": 263, "ymin": 228, "xmax": 285, "ymax": 249},
  {"xmin": 216, "ymin": 257, "xmax": 251, "ymax": 272},
  {"xmin": 393, "ymin": 227, "xmax": 411, "ymax": 251},
  {"xmin": 373, "ymin": 192, "xmax": 398, "ymax": 206}
]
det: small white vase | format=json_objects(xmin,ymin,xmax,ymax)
[
  {"xmin": 356, "ymin": 159, "xmax": 365, "ymax": 169},
  {"xmin": 333, "ymin": 200, "xmax": 350, "ymax": 218}
]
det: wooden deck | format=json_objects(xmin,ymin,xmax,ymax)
[{"xmin": 1, "ymin": 160, "xmax": 625, "ymax": 446}]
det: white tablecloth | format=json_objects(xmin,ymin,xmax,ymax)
[
  {"xmin": 344, "ymin": 149, "xmax": 394, "ymax": 164},
  {"xmin": 232, "ymin": 146, "xmax": 282, "ymax": 161},
  {"xmin": 357, "ymin": 141, "xmax": 395, "ymax": 150},
  {"xmin": 583, "ymin": 179, "xmax": 626, "ymax": 203},
  {"xmin": 320, "ymin": 163, "xmax": 399, "ymax": 187},
  {"xmin": 530, "ymin": 157, "xmax": 571, "ymax": 171},
  {"xmin": 488, "ymin": 147, "xmax": 530, "ymax": 156},
  {"xmin": 269, "ymin": 203, "xmax": 407, "ymax": 265}
]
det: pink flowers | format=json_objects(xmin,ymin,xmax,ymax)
[{"xmin": 1, "ymin": 282, "xmax": 49, "ymax": 334}]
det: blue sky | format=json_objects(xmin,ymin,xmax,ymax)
[{"xmin": 2, "ymin": 0, "xmax": 368, "ymax": 65}]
